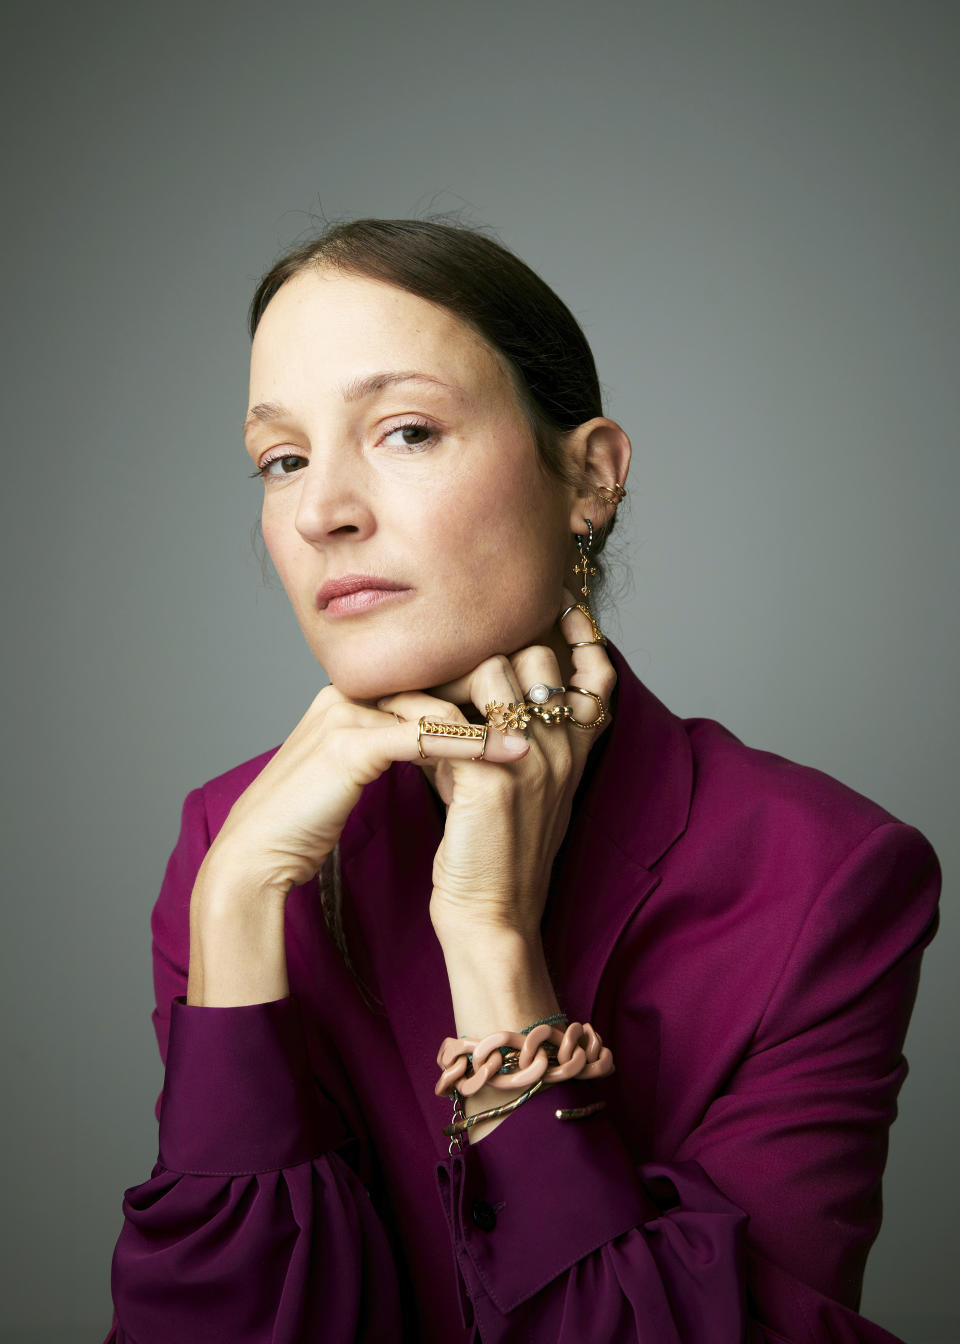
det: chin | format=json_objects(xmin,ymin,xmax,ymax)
[
  {"xmin": 309, "ymin": 605, "xmax": 557, "ymax": 703},
  {"xmin": 315, "ymin": 643, "xmax": 486, "ymax": 704}
]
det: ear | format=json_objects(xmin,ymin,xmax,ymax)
[{"xmin": 562, "ymin": 417, "xmax": 632, "ymax": 535}]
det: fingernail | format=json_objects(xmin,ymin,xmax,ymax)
[{"xmin": 504, "ymin": 736, "xmax": 528, "ymax": 752}]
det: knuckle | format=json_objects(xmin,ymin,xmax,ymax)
[
  {"xmin": 478, "ymin": 654, "xmax": 512, "ymax": 678},
  {"xmin": 528, "ymin": 751, "xmax": 553, "ymax": 786},
  {"xmin": 324, "ymin": 723, "xmax": 352, "ymax": 757},
  {"xmin": 326, "ymin": 724, "xmax": 372, "ymax": 779},
  {"xmin": 322, "ymin": 699, "xmax": 359, "ymax": 729}
]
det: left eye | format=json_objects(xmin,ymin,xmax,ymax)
[{"xmin": 382, "ymin": 421, "xmax": 438, "ymax": 450}]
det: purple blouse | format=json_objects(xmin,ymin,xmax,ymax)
[{"xmin": 104, "ymin": 642, "xmax": 940, "ymax": 1342}]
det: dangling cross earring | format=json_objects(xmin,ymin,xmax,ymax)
[
  {"xmin": 573, "ymin": 518, "xmax": 598, "ymax": 602},
  {"xmin": 565, "ymin": 518, "xmax": 607, "ymax": 648}
]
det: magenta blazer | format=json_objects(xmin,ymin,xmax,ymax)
[{"xmin": 105, "ymin": 641, "xmax": 941, "ymax": 1342}]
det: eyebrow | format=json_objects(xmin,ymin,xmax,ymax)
[{"xmin": 242, "ymin": 370, "xmax": 462, "ymax": 435}]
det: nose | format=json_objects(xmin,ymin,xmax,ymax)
[{"xmin": 293, "ymin": 449, "xmax": 377, "ymax": 544}]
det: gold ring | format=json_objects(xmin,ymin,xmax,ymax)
[
  {"xmin": 484, "ymin": 701, "xmax": 532, "ymax": 733},
  {"xmin": 560, "ymin": 603, "xmax": 607, "ymax": 648},
  {"xmin": 417, "ymin": 718, "xmax": 489, "ymax": 760},
  {"xmin": 565, "ymin": 687, "xmax": 607, "ymax": 729},
  {"xmin": 526, "ymin": 702, "xmax": 573, "ymax": 726}
]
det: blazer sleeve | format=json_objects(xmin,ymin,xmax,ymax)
[
  {"xmin": 434, "ymin": 820, "xmax": 941, "ymax": 1344},
  {"xmin": 103, "ymin": 786, "xmax": 402, "ymax": 1344}
]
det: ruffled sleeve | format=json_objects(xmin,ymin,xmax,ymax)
[{"xmin": 103, "ymin": 788, "xmax": 402, "ymax": 1343}]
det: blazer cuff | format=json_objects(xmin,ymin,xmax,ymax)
[
  {"xmin": 435, "ymin": 1078, "xmax": 658, "ymax": 1314},
  {"xmin": 158, "ymin": 994, "xmax": 346, "ymax": 1175}
]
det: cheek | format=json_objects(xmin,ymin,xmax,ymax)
[
  {"xmin": 260, "ymin": 510, "xmax": 303, "ymax": 597},
  {"xmin": 442, "ymin": 462, "xmax": 523, "ymax": 547},
  {"xmin": 259, "ymin": 513, "xmax": 283, "ymax": 570},
  {"xmin": 259, "ymin": 498, "xmax": 281, "ymax": 548}
]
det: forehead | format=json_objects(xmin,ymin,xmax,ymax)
[{"xmin": 249, "ymin": 266, "xmax": 511, "ymax": 393}]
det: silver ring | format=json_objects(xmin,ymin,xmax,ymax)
[{"xmin": 525, "ymin": 682, "xmax": 565, "ymax": 705}]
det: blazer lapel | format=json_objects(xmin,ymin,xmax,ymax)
[
  {"xmin": 340, "ymin": 762, "xmax": 457, "ymax": 1157},
  {"xmin": 542, "ymin": 640, "xmax": 695, "ymax": 1019}
]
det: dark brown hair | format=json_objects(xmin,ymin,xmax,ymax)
[{"xmin": 247, "ymin": 216, "xmax": 623, "ymax": 1001}]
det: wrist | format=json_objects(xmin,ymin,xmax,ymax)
[
  {"xmin": 438, "ymin": 927, "xmax": 560, "ymax": 1040},
  {"xmin": 196, "ymin": 843, "xmax": 293, "ymax": 913},
  {"xmin": 188, "ymin": 853, "xmax": 291, "ymax": 1007}
]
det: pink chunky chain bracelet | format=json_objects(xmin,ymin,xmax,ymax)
[{"xmin": 435, "ymin": 1021, "xmax": 614, "ymax": 1099}]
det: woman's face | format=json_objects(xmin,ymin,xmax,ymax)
[{"xmin": 245, "ymin": 266, "xmax": 580, "ymax": 702}]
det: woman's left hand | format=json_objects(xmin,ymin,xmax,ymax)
[{"xmin": 376, "ymin": 590, "xmax": 617, "ymax": 949}]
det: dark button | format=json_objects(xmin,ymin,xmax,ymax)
[{"xmin": 470, "ymin": 1199, "xmax": 497, "ymax": 1232}]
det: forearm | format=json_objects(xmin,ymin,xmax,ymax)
[
  {"xmin": 186, "ymin": 852, "xmax": 291, "ymax": 1007},
  {"xmin": 440, "ymin": 928, "xmax": 561, "ymax": 1143}
]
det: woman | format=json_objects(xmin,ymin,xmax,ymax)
[{"xmin": 104, "ymin": 218, "xmax": 941, "ymax": 1343}]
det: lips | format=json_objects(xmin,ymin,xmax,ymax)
[{"xmin": 315, "ymin": 574, "xmax": 412, "ymax": 610}]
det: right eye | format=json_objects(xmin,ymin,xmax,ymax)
[{"xmin": 250, "ymin": 453, "xmax": 307, "ymax": 480}]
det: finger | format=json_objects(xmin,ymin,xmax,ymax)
[
  {"xmin": 375, "ymin": 695, "xmax": 529, "ymax": 764},
  {"xmin": 431, "ymin": 651, "xmax": 536, "ymax": 718},
  {"xmin": 377, "ymin": 691, "xmax": 470, "ymax": 724},
  {"xmin": 419, "ymin": 655, "xmax": 533, "ymax": 736},
  {"xmin": 557, "ymin": 587, "xmax": 617, "ymax": 734},
  {"xmin": 507, "ymin": 642, "xmax": 575, "ymax": 772},
  {"xmin": 465, "ymin": 654, "xmax": 533, "ymax": 738},
  {"xmin": 509, "ymin": 645, "xmax": 567, "ymax": 712}
]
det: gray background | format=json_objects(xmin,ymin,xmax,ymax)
[{"xmin": 1, "ymin": 1, "xmax": 956, "ymax": 1339}]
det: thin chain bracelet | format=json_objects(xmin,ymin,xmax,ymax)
[
  {"xmin": 443, "ymin": 1077, "xmax": 550, "ymax": 1138},
  {"xmin": 448, "ymin": 1090, "xmax": 466, "ymax": 1154}
]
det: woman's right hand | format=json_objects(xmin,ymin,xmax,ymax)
[
  {"xmin": 202, "ymin": 681, "xmax": 530, "ymax": 897},
  {"xmin": 186, "ymin": 676, "xmax": 529, "ymax": 1005}
]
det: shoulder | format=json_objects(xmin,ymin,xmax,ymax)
[
  {"xmin": 624, "ymin": 712, "xmax": 943, "ymax": 1055},
  {"xmin": 151, "ymin": 745, "xmax": 282, "ymax": 946},
  {"xmin": 186, "ymin": 743, "xmax": 283, "ymax": 840},
  {"xmin": 672, "ymin": 712, "xmax": 940, "ymax": 937},
  {"xmin": 605, "ymin": 647, "xmax": 932, "ymax": 885},
  {"xmin": 684, "ymin": 711, "xmax": 902, "ymax": 850}
]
